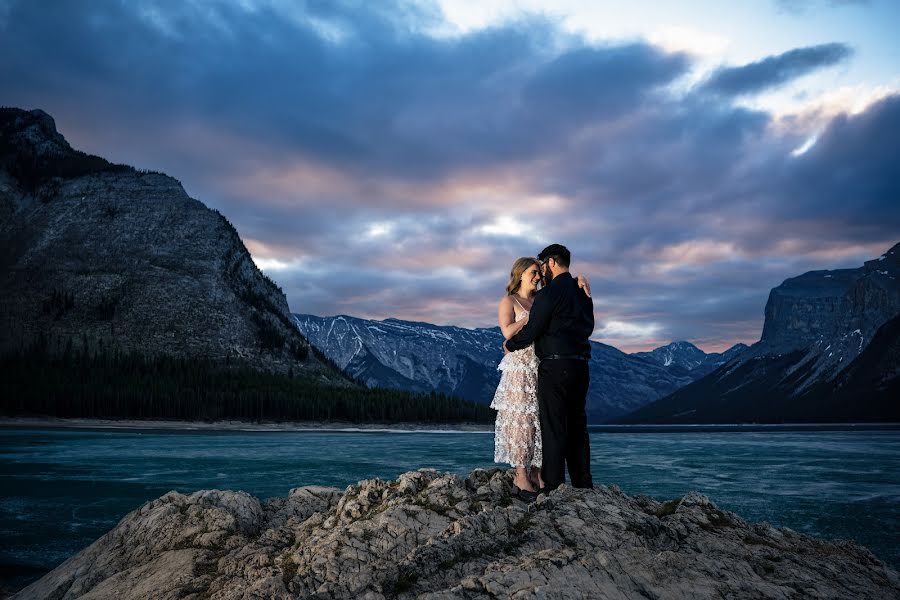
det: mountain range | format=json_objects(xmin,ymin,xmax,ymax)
[
  {"xmin": 5, "ymin": 106, "xmax": 894, "ymax": 424},
  {"xmin": 617, "ymin": 243, "xmax": 900, "ymax": 423},
  {"xmin": 293, "ymin": 313, "xmax": 748, "ymax": 422},
  {"xmin": 295, "ymin": 243, "xmax": 899, "ymax": 424}
]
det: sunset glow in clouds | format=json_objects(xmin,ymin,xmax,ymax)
[{"xmin": 2, "ymin": 0, "xmax": 898, "ymax": 352}]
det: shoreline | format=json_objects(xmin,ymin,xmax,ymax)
[
  {"xmin": 2, "ymin": 417, "xmax": 898, "ymax": 434},
  {"xmin": 0, "ymin": 416, "xmax": 494, "ymax": 433},
  {"xmin": 588, "ymin": 422, "xmax": 900, "ymax": 432}
]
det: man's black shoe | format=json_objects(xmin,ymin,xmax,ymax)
[{"xmin": 512, "ymin": 485, "xmax": 539, "ymax": 502}]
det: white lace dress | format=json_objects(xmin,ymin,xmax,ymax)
[{"xmin": 491, "ymin": 298, "xmax": 542, "ymax": 468}]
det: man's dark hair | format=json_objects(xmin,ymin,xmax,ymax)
[{"xmin": 538, "ymin": 244, "xmax": 571, "ymax": 268}]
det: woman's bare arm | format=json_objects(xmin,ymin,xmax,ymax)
[
  {"xmin": 498, "ymin": 296, "xmax": 529, "ymax": 340},
  {"xmin": 576, "ymin": 274, "xmax": 592, "ymax": 298}
]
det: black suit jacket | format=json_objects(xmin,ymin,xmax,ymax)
[{"xmin": 505, "ymin": 272, "xmax": 594, "ymax": 358}]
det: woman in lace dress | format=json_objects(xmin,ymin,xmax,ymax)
[
  {"xmin": 491, "ymin": 257, "xmax": 544, "ymax": 495},
  {"xmin": 492, "ymin": 257, "xmax": 591, "ymax": 497}
]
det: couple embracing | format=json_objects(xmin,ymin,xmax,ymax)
[{"xmin": 491, "ymin": 244, "xmax": 594, "ymax": 502}]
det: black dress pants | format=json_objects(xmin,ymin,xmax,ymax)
[{"xmin": 538, "ymin": 358, "xmax": 593, "ymax": 489}]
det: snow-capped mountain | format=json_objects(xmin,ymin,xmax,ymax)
[
  {"xmin": 633, "ymin": 341, "xmax": 707, "ymax": 372},
  {"xmin": 292, "ymin": 315, "xmax": 502, "ymax": 404},
  {"xmin": 293, "ymin": 313, "xmax": 740, "ymax": 423},
  {"xmin": 632, "ymin": 341, "xmax": 749, "ymax": 377}
]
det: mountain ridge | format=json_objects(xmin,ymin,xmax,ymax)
[
  {"xmin": 632, "ymin": 340, "xmax": 750, "ymax": 377},
  {"xmin": 293, "ymin": 313, "xmax": 749, "ymax": 422},
  {"xmin": 617, "ymin": 243, "xmax": 900, "ymax": 423}
]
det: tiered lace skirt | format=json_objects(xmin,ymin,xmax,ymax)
[{"xmin": 490, "ymin": 345, "xmax": 542, "ymax": 468}]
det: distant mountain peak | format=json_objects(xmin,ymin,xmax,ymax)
[
  {"xmin": 293, "ymin": 312, "xmax": 722, "ymax": 423},
  {"xmin": 865, "ymin": 242, "xmax": 900, "ymax": 272},
  {"xmin": 631, "ymin": 340, "xmax": 722, "ymax": 372},
  {"xmin": 668, "ymin": 340, "xmax": 701, "ymax": 350}
]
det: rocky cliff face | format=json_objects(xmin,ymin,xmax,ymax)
[
  {"xmin": 758, "ymin": 243, "xmax": 900, "ymax": 389},
  {"xmin": 812, "ymin": 312, "xmax": 900, "ymax": 419},
  {"xmin": 0, "ymin": 108, "xmax": 334, "ymax": 378},
  {"xmin": 293, "ymin": 314, "xmax": 733, "ymax": 422},
  {"xmin": 12, "ymin": 468, "xmax": 899, "ymax": 599},
  {"xmin": 618, "ymin": 244, "xmax": 900, "ymax": 423}
]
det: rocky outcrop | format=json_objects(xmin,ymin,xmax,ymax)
[
  {"xmin": 0, "ymin": 107, "xmax": 335, "ymax": 378},
  {"xmin": 293, "ymin": 314, "xmax": 739, "ymax": 422},
  {"xmin": 13, "ymin": 469, "xmax": 899, "ymax": 599},
  {"xmin": 618, "ymin": 243, "xmax": 900, "ymax": 423}
]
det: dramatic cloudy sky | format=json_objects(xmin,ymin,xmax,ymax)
[{"xmin": 3, "ymin": 0, "xmax": 898, "ymax": 352}]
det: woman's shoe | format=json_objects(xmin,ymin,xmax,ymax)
[{"xmin": 512, "ymin": 485, "xmax": 539, "ymax": 502}]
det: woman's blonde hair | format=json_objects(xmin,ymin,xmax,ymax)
[{"xmin": 506, "ymin": 257, "xmax": 539, "ymax": 296}]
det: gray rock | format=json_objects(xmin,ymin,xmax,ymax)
[
  {"xmin": 0, "ymin": 107, "xmax": 338, "ymax": 378},
  {"xmin": 756, "ymin": 242, "xmax": 900, "ymax": 390},
  {"xmin": 13, "ymin": 469, "xmax": 899, "ymax": 599}
]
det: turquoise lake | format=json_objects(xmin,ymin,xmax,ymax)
[{"xmin": 1, "ymin": 426, "xmax": 898, "ymax": 592}]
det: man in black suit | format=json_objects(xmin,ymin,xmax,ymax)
[{"xmin": 505, "ymin": 244, "xmax": 594, "ymax": 490}]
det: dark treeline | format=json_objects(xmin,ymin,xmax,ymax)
[{"xmin": 0, "ymin": 342, "xmax": 493, "ymax": 424}]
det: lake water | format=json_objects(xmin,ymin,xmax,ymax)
[{"xmin": 1, "ymin": 426, "xmax": 898, "ymax": 592}]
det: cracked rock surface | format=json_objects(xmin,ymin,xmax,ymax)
[{"xmin": 13, "ymin": 469, "xmax": 900, "ymax": 599}]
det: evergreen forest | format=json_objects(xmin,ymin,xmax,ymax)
[{"xmin": 1, "ymin": 338, "xmax": 494, "ymax": 424}]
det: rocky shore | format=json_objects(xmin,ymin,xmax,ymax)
[{"xmin": 12, "ymin": 469, "xmax": 899, "ymax": 599}]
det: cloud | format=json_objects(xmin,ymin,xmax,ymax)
[
  {"xmin": 596, "ymin": 320, "xmax": 662, "ymax": 339},
  {"xmin": 0, "ymin": 0, "xmax": 694, "ymax": 184},
  {"xmin": 774, "ymin": 0, "xmax": 869, "ymax": 15},
  {"xmin": 766, "ymin": 93, "xmax": 900, "ymax": 226},
  {"xmin": 700, "ymin": 43, "xmax": 853, "ymax": 97},
  {"xmin": 2, "ymin": 0, "xmax": 897, "ymax": 353},
  {"xmin": 648, "ymin": 25, "xmax": 730, "ymax": 58},
  {"xmin": 522, "ymin": 43, "xmax": 689, "ymax": 121}
]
